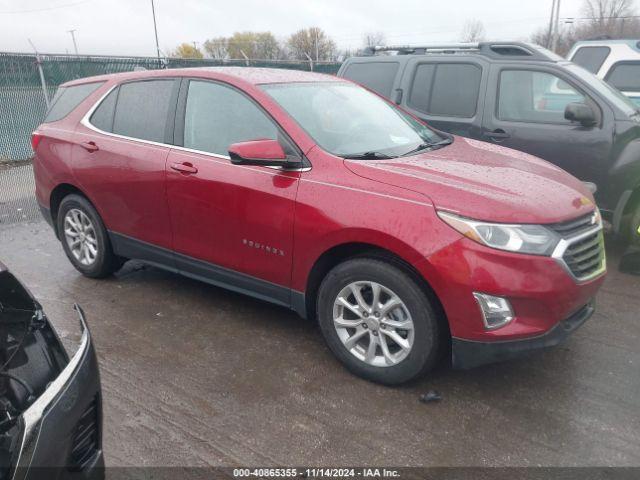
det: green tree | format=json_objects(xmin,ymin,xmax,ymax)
[
  {"xmin": 172, "ymin": 43, "xmax": 204, "ymax": 59},
  {"xmin": 224, "ymin": 31, "xmax": 281, "ymax": 59}
]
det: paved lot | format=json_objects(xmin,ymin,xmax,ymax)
[{"xmin": 0, "ymin": 220, "xmax": 639, "ymax": 467}]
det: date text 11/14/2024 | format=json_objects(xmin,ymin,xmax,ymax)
[{"xmin": 233, "ymin": 468, "xmax": 401, "ymax": 478}]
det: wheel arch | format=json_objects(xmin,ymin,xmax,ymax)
[
  {"xmin": 623, "ymin": 185, "xmax": 640, "ymax": 216},
  {"xmin": 49, "ymin": 183, "xmax": 96, "ymax": 237},
  {"xmin": 302, "ymin": 241, "xmax": 451, "ymax": 347}
]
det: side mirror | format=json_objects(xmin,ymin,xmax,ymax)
[
  {"xmin": 229, "ymin": 139, "xmax": 297, "ymax": 167},
  {"xmin": 564, "ymin": 102, "xmax": 596, "ymax": 127}
]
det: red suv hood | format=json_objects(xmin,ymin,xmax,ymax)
[{"xmin": 344, "ymin": 137, "xmax": 596, "ymax": 224}]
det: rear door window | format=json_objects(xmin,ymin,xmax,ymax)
[
  {"xmin": 112, "ymin": 79, "xmax": 176, "ymax": 143},
  {"xmin": 498, "ymin": 70, "xmax": 586, "ymax": 124},
  {"xmin": 183, "ymin": 80, "xmax": 278, "ymax": 156},
  {"xmin": 571, "ymin": 46, "xmax": 610, "ymax": 73},
  {"xmin": 408, "ymin": 63, "xmax": 481, "ymax": 117},
  {"xmin": 44, "ymin": 82, "xmax": 104, "ymax": 123},
  {"xmin": 341, "ymin": 62, "xmax": 399, "ymax": 97},
  {"xmin": 605, "ymin": 62, "xmax": 640, "ymax": 92}
]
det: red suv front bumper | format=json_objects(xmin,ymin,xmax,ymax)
[{"xmin": 416, "ymin": 236, "xmax": 606, "ymax": 368}]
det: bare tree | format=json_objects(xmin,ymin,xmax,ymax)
[
  {"xmin": 459, "ymin": 20, "xmax": 486, "ymax": 42},
  {"xmin": 583, "ymin": 0, "xmax": 635, "ymax": 28},
  {"xmin": 203, "ymin": 37, "xmax": 228, "ymax": 59},
  {"xmin": 363, "ymin": 31, "xmax": 386, "ymax": 49},
  {"xmin": 287, "ymin": 27, "xmax": 337, "ymax": 61},
  {"xmin": 531, "ymin": 0, "xmax": 640, "ymax": 55}
]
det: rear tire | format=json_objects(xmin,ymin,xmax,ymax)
[
  {"xmin": 317, "ymin": 258, "xmax": 441, "ymax": 385},
  {"xmin": 57, "ymin": 194, "xmax": 124, "ymax": 278}
]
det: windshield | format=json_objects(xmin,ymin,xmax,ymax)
[
  {"xmin": 565, "ymin": 63, "xmax": 639, "ymax": 117},
  {"xmin": 261, "ymin": 82, "xmax": 443, "ymax": 157}
]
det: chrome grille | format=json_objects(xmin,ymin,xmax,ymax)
[
  {"xmin": 550, "ymin": 212, "xmax": 606, "ymax": 282},
  {"xmin": 549, "ymin": 213, "xmax": 597, "ymax": 237}
]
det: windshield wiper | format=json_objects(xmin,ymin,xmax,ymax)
[
  {"xmin": 401, "ymin": 138, "xmax": 453, "ymax": 157},
  {"xmin": 342, "ymin": 151, "xmax": 397, "ymax": 160}
]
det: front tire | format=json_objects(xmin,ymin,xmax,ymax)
[
  {"xmin": 57, "ymin": 194, "xmax": 123, "ymax": 278},
  {"xmin": 317, "ymin": 258, "xmax": 441, "ymax": 385}
]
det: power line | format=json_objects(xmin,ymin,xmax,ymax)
[
  {"xmin": 562, "ymin": 15, "xmax": 640, "ymax": 22},
  {"xmin": 0, "ymin": 0, "xmax": 92, "ymax": 14}
]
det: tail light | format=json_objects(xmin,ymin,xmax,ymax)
[{"xmin": 31, "ymin": 132, "xmax": 42, "ymax": 152}]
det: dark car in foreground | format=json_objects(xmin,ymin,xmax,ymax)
[
  {"xmin": 339, "ymin": 41, "xmax": 640, "ymax": 245},
  {"xmin": 0, "ymin": 262, "xmax": 103, "ymax": 479}
]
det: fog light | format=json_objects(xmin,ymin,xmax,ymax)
[{"xmin": 473, "ymin": 293, "xmax": 514, "ymax": 330}]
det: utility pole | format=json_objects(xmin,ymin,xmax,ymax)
[
  {"xmin": 150, "ymin": 0, "xmax": 161, "ymax": 62},
  {"xmin": 551, "ymin": 0, "xmax": 562, "ymax": 53},
  {"xmin": 547, "ymin": 0, "xmax": 557, "ymax": 49},
  {"xmin": 67, "ymin": 29, "xmax": 78, "ymax": 54}
]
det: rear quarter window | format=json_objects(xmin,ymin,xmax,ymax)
[
  {"xmin": 571, "ymin": 46, "xmax": 610, "ymax": 74},
  {"xmin": 44, "ymin": 82, "xmax": 105, "ymax": 123},
  {"xmin": 341, "ymin": 62, "xmax": 399, "ymax": 98}
]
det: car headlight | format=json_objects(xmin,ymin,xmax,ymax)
[{"xmin": 437, "ymin": 211, "xmax": 560, "ymax": 255}]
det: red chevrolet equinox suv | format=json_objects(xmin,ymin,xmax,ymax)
[{"xmin": 32, "ymin": 67, "xmax": 606, "ymax": 384}]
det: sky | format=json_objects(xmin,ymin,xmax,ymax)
[{"xmin": 0, "ymin": 0, "xmax": 589, "ymax": 57}]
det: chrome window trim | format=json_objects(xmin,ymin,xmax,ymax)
[
  {"xmin": 11, "ymin": 305, "xmax": 90, "ymax": 480},
  {"xmin": 551, "ymin": 224, "xmax": 607, "ymax": 283},
  {"xmin": 81, "ymin": 84, "xmax": 311, "ymax": 173}
]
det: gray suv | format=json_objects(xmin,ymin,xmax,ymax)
[{"xmin": 338, "ymin": 42, "xmax": 640, "ymax": 244}]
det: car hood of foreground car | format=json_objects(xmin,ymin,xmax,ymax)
[{"xmin": 344, "ymin": 136, "xmax": 596, "ymax": 224}]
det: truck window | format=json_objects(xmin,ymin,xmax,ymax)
[
  {"xmin": 498, "ymin": 70, "xmax": 586, "ymax": 124},
  {"xmin": 408, "ymin": 63, "xmax": 481, "ymax": 118},
  {"xmin": 571, "ymin": 46, "xmax": 610, "ymax": 74},
  {"xmin": 341, "ymin": 62, "xmax": 399, "ymax": 98},
  {"xmin": 606, "ymin": 62, "xmax": 640, "ymax": 92}
]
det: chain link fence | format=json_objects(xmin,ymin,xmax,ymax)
[{"xmin": 0, "ymin": 53, "xmax": 342, "ymax": 227}]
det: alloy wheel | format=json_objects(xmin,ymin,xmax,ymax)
[
  {"xmin": 332, "ymin": 281, "xmax": 414, "ymax": 367},
  {"xmin": 64, "ymin": 209, "xmax": 98, "ymax": 266}
]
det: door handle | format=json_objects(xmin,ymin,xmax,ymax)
[
  {"xmin": 170, "ymin": 162, "xmax": 198, "ymax": 174},
  {"xmin": 80, "ymin": 141, "xmax": 99, "ymax": 153},
  {"xmin": 483, "ymin": 129, "xmax": 510, "ymax": 141}
]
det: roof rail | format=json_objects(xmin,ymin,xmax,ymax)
[
  {"xmin": 363, "ymin": 42, "xmax": 559, "ymax": 62},
  {"xmin": 366, "ymin": 43, "xmax": 480, "ymax": 55}
]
